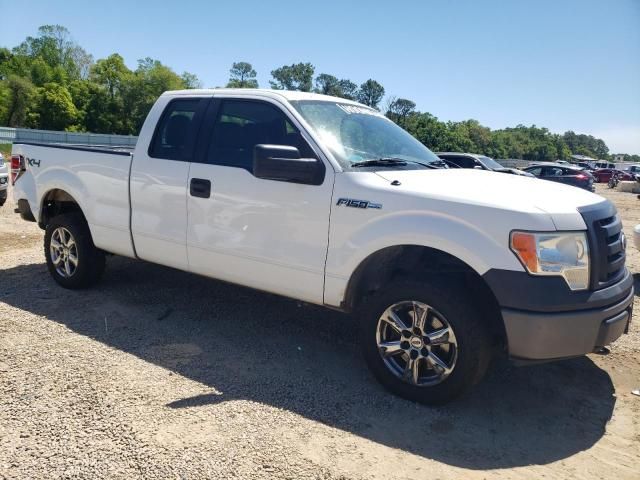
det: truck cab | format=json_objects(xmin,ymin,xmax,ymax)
[{"xmin": 11, "ymin": 89, "xmax": 634, "ymax": 404}]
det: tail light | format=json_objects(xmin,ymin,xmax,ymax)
[
  {"xmin": 10, "ymin": 154, "xmax": 25, "ymax": 185},
  {"xmin": 576, "ymin": 174, "xmax": 587, "ymax": 180}
]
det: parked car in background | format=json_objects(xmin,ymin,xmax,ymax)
[
  {"xmin": 623, "ymin": 165, "xmax": 640, "ymax": 179},
  {"xmin": 574, "ymin": 161, "xmax": 596, "ymax": 171},
  {"xmin": 435, "ymin": 152, "xmax": 534, "ymax": 176},
  {"xmin": 523, "ymin": 163, "xmax": 595, "ymax": 191},
  {"xmin": 634, "ymin": 224, "xmax": 640, "ymax": 252},
  {"xmin": 594, "ymin": 161, "xmax": 616, "ymax": 169},
  {"xmin": 0, "ymin": 155, "xmax": 8, "ymax": 207},
  {"xmin": 592, "ymin": 168, "xmax": 635, "ymax": 183}
]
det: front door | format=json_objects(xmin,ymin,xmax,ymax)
[{"xmin": 186, "ymin": 97, "xmax": 334, "ymax": 304}]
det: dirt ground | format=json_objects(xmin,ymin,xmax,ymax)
[{"xmin": 0, "ymin": 183, "xmax": 638, "ymax": 479}]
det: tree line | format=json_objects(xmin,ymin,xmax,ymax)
[{"xmin": 1, "ymin": 25, "xmax": 637, "ymax": 162}]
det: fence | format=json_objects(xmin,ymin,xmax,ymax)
[
  {"xmin": 0, "ymin": 127, "xmax": 138, "ymax": 147},
  {"xmin": 497, "ymin": 159, "xmax": 532, "ymax": 169}
]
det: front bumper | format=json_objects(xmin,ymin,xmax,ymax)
[
  {"xmin": 484, "ymin": 268, "xmax": 634, "ymax": 361},
  {"xmin": 502, "ymin": 288, "xmax": 633, "ymax": 361}
]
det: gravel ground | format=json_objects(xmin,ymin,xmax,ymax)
[{"xmin": 0, "ymin": 183, "xmax": 639, "ymax": 479}]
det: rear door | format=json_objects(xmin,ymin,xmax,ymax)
[
  {"xmin": 130, "ymin": 96, "xmax": 209, "ymax": 270},
  {"xmin": 599, "ymin": 169, "xmax": 612, "ymax": 182},
  {"xmin": 186, "ymin": 96, "xmax": 334, "ymax": 304}
]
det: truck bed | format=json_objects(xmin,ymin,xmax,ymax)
[{"xmin": 11, "ymin": 141, "xmax": 136, "ymax": 258}]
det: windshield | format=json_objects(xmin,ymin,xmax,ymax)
[
  {"xmin": 477, "ymin": 155, "xmax": 505, "ymax": 170},
  {"xmin": 290, "ymin": 100, "xmax": 441, "ymax": 169}
]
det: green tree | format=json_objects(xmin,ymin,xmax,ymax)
[
  {"xmin": 337, "ymin": 79, "xmax": 358, "ymax": 100},
  {"xmin": 270, "ymin": 62, "xmax": 314, "ymax": 91},
  {"xmin": 13, "ymin": 25, "xmax": 93, "ymax": 83},
  {"xmin": 227, "ymin": 62, "xmax": 258, "ymax": 88},
  {"xmin": 181, "ymin": 71, "xmax": 202, "ymax": 89},
  {"xmin": 385, "ymin": 97, "xmax": 416, "ymax": 126},
  {"xmin": 124, "ymin": 57, "xmax": 186, "ymax": 133},
  {"xmin": 29, "ymin": 82, "xmax": 77, "ymax": 130},
  {"xmin": 314, "ymin": 74, "xmax": 360, "ymax": 99},
  {"xmin": 314, "ymin": 73, "xmax": 339, "ymax": 95},
  {"xmin": 357, "ymin": 79, "xmax": 385, "ymax": 108},
  {"xmin": 2, "ymin": 74, "xmax": 35, "ymax": 126},
  {"xmin": 90, "ymin": 53, "xmax": 130, "ymax": 98}
]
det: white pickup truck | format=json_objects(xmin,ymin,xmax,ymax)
[{"xmin": 11, "ymin": 89, "xmax": 634, "ymax": 404}]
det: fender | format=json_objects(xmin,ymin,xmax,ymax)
[
  {"xmin": 37, "ymin": 166, "xmax": 91, "ymax": 224},
  {"xmin": 324, "ymin": 210, "xmax": 530, "ymax": 308}
]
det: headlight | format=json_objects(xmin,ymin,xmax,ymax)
[{"xmin": 510, "ymin": 231, "xmax": 590, "ymax": 291}]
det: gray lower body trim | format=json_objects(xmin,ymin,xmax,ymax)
[{"xmin": 503, "ymin": 288, "xmax": 634, "ymax": 361}]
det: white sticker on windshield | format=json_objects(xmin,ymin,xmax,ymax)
[{"xmin": 337, "ymin": 104, "xmax": 381, "ymax": 116}]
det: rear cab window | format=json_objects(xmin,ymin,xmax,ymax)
[{"xmin": 149, "ymin": 98, "xmax": 208, "ymax": 161}]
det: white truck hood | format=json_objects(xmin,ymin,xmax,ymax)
[{"xmin": 374, "ymin": 168, "xmax": 606, "ymax": 230}]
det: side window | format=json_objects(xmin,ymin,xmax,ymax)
[
  {"xmin": 460, "ymin": 157, "xmax": 479, "ymax": 169},
  {"xmin": 544, "ymin": 167, "xmax": 563, "ymax": 177},
  {"xmin": 441, "ymin": 158, "xmax": 460, "ymax": 168},
  {"xmin": 526, "ymin": 167, "xmax": 542, "ymax": 176},
  {"xmin": 446, "ymin": 156, "xmax": 476, "ymax": 169},
  {"xmin": 149, "ymin": 99, "xmax": 204, "ymax": 161},
  {"xmin": 207, "ymin": 100, "xmax": 315, "ymax": 171}
]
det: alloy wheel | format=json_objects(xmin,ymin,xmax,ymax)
[
  {"xmin": 50, "ymin": 227, "xmax": 78, "ymax": 278},
  {"xmin": 376, "ymin": 300, "xmax": 458, "ymax": 387}
]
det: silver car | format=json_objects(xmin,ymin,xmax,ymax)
[{"xmin": 0, "ymin": 153, "xmax": 8, "ymax": 207}]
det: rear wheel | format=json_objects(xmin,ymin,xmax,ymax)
[
  {"xmin": 360, "ymin": 279, "xmax": 492, "ymax": 405},
  {"xmin": 44, "ymin": 213, "xmax": 105, "ymax": 289}
]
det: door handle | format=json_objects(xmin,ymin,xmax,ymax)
[{"xmin": 190, "ymin": 178, "xmax": 211, "ymax": 198}]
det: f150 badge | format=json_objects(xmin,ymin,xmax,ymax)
[{"xmin": 336, "ymin": 198, "xmax": 382, "ymax": 209}]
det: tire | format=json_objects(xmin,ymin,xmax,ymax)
[
  {"xmin": 359, "ymin": 279, "xmax": 492, "ymax": 405},
  {"xmin": 44, "ymin": 213, "xmax": 105, "ymax": 289}
]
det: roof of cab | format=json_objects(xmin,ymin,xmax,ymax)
[{"xmin": 162, "ymin": 88, "xmax": 365, "ymax": 105}]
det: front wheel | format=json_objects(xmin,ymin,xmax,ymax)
[
  {"xmin": 44, "ymin": 213, "xmax": 105, "ymax": 289},
  {"xmin": 360, "ymin": 279, "xmax": 492, "ymax": 405}
]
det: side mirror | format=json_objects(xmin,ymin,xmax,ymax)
[{"xmin": 253, "ymin": 144, "xmax": 325, "ymax": 185}]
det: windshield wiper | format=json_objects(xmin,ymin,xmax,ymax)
[
  {"xmin": 351, "ymin": 157, "xmax": 442, "ymax": 169},
  {"xmin": 352, "ymin": 158, "xmax": 408, "ymax": 168}
]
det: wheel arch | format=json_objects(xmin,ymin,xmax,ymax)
[
  {"xmin": 343, "ymin": 245, "xmax": 507, "ymax": 349},
  {"xmin": 39, "ymin": 188, "xmax": 87, "ymax": 229}
]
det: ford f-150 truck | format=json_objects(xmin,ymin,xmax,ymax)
[{"xmin": 11, "ymin": 89, "xmax": 634, "ymax": 404}]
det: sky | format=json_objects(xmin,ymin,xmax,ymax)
[{"xmin": 2, "ymin": 0, "xmax": 639, "ymax": 154}]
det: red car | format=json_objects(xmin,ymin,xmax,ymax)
[{"xmin": 592, "ymin": 168, "xmax": 634, "ymax": 183}]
